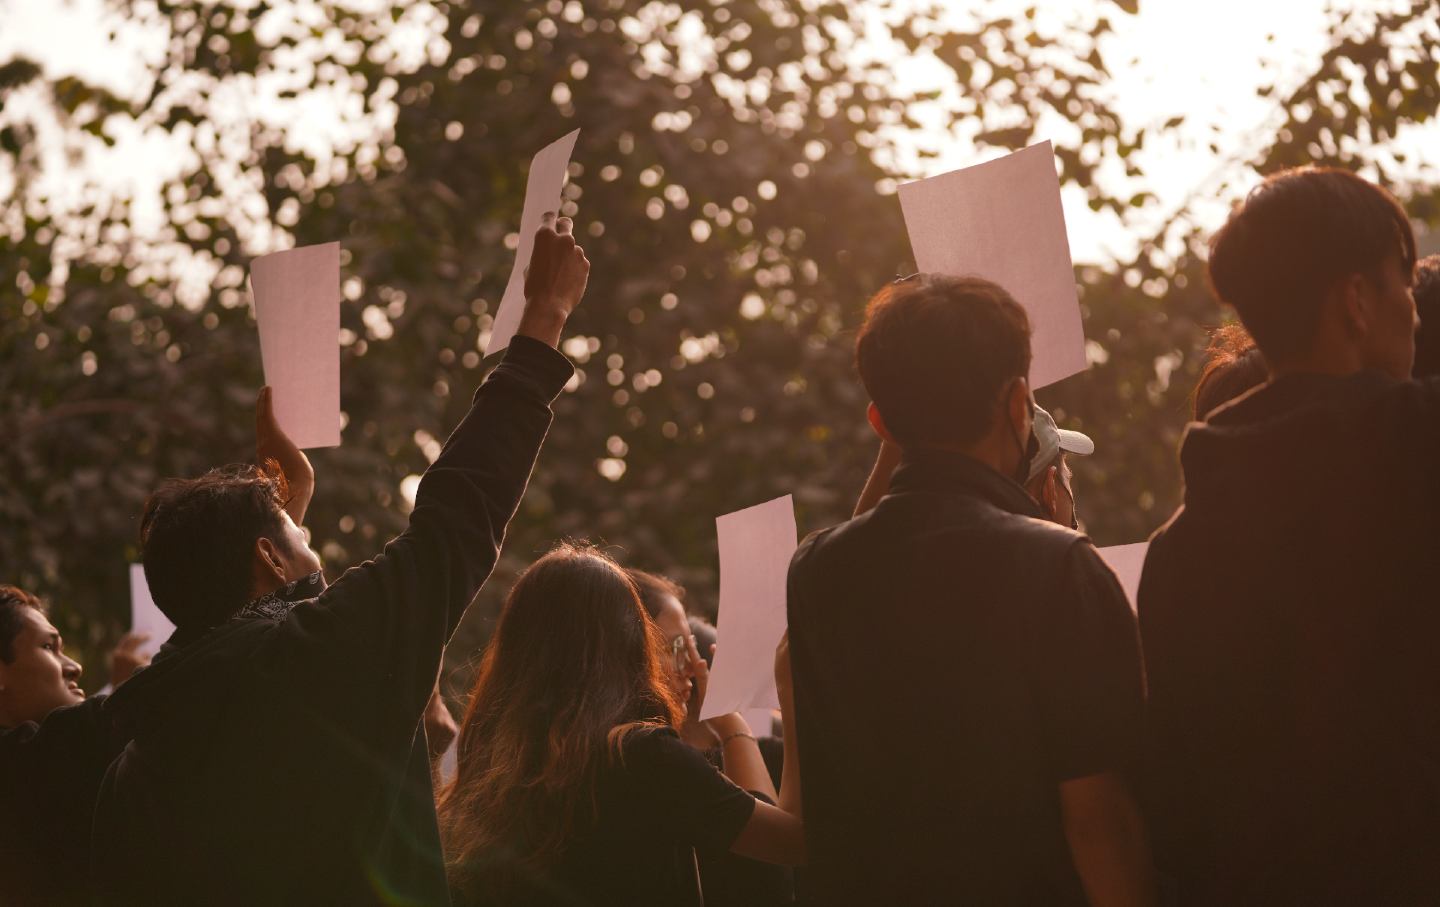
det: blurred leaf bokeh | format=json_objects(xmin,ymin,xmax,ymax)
[{"xmin": 2, "ymin": 0, "xmax": 1438, "ymax": 694}]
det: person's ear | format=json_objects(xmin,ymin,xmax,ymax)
[
  {"xmin": 1335, "ymin": 272, "xmax": 1372, "ymax": 339},
  {"xmin": 255, "ymin": 536, "xmax": 288, "ymax": 584},
  {"xmin": 866, "ymin": 402, "xmax": 897, "ymax": 445}
]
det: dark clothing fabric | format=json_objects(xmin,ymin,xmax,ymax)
[
  {"xmin": 787, "ymin": 450, "xmax": 1144, "ymax": 906},
  {"xmin": 1140, "ymin": 371, "xmax": 1440, "ymax": 905},
  {"xmin": 453, "ymin": 727, "xmax": 757, "ymax": 907},
  {"xmin": 90, "ymin": 337, "xmax": 573, "ymax": 907},
  {"xmin": 697, "ymin": 735, "xmax": 794, "ymax": 907},
  {"xmin": 0, "ymin": 697, "xmax": 116, "ymax": 907}
]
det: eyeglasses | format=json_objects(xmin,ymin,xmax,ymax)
[
  {"xmin": 668, "ymin": 634, "xmax": 694, "ymax": 674},
  {"xmin": 893, "ymin": 272, "xmax": 922, "ymax": 285}
]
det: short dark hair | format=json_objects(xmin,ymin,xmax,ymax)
[
  {"xmin": 856, "ymin": 274, "xmax": 1032, "ymax": 448},
  {"xmin": 1412, "ymin": 254, "xmax": 1440, "ymax": 379},
  {"xmin": 626, "ymin": 569, "xmax": 686, "ymax": 622},
  {"xmin": 1208, "ymin": 166, "xmax": 1416, "ymax": 365},
  {"xmin": 0, "ymin": 585, "xmax": 44, "ymax": 663},
  {"xmin": 1194, "ymin": 323, "xmax": 1270, "ymax": 420},
  {"xmin": 140, "ymin": 464, "xmax": 291, "ymax": 630}
]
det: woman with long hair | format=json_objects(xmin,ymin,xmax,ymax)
[{"xmin": 438, "ymin": 543, "xmax": 803, "ymax": 906}]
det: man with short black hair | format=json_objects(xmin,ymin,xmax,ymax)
[
  {"xmin": 1140, "ymin": 167, "xmax": 1439, "ymax": 903},
  {"xmin": 788, "ymin": 274, "xmax": 1152, "ymax": 906},
  {"xmin": 91, "ymin": 217, "xmax": 588, "ymax": 906}
]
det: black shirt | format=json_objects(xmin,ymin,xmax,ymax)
[
  {"xmin": 1141, "ymin": 371, "xmax": 1440, "ymax": 905},
  {"xmin": 90, "ymin": 337, "xmax": 574, "ymax": 907},
  {"xmin": 0, "ymin": 696, "xmax": 115, "ymax": 906},
  {"xmin": 787, "ymin": 450, "xmax": 1144, "ymax": 906},
  {"xmin": 453, "ymin": 727, "xmax": 757, "ymax": 907}
]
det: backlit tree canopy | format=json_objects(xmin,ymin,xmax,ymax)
[{"xmin": 2, "ymin": 0, "xmax": 1437, "ymax": 686}]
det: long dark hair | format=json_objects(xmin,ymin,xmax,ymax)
[{"xmin": 437, "ymin": 542, "xmax": 684, "ymax": 894}]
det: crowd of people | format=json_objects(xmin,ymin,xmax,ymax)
[{"xmin": 4, "ymin": 168, "xmax": 1440, "ymax": 907}]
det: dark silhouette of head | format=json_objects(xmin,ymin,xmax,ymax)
[
  {"xmin": 438, "ymin": 543, "xmax": 682, "ymax": 896},
  {"xmin": 856, "ymin": 274, "xmax": 1032, "ymax": 450},
  {"xmin": 1208, "ymin": 167, "xmax": 1416, "ymax": 377},
  {"xmin": 140, "ymin": 464, "xmax": 314, "ymax": 630}
]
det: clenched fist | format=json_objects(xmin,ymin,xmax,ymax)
[{"xmin": 518, "ymin": 212, "xmax": 590, "ymax": 348}]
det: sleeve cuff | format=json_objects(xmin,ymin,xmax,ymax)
[{"xmin": 484, "ymin": 335, "xmax": 575, "ymax": 404}]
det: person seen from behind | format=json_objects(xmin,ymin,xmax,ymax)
[
  {"xmin": 1139, "ymin": 166, "xmax": 1437, "ymax": 905},
  {"xmin": 788, "ymin": 273, "xmax": 1153, "ymax": 906},
  {"xmin": 438, "ymin": 544, "xmax": 803, "ymax": 907},
  {"xmin": 90, "ymin": 215, "xmax": 587, "ymax": 907}
]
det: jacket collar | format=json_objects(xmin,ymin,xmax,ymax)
[{"xmin": 888, "ymin": 448, "xmax": 1044, "ymax": 520}]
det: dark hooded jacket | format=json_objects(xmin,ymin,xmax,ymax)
[
  {"xmin": 90, "ymin": 337, "xmax": 573, "ymax": 906},
  {"xmin": 1140, "ymin": 370, "xmax": 1440, "ymax": 905}
]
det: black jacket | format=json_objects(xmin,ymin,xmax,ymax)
[
  {"xmin": 1140, "ymin": 371, "xmax": 1440, "ymax": 905},
  {"xmin": 1, "ymin": 696, "xmax": 116, "ymax": 906},
  {"xmin": 787, "ymin": 450, "xmax": 1143, "ymax": 906},
  {"xmin": 91, "ymin": 337, "xmax": 573, "ymax": 906}
]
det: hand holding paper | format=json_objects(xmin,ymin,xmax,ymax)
[
  {"xmin": 250, "ymin": 242, "xmax": 342, "ymax": 449},
  {"xmin": 700, "ymin": 495, "xmax": 798, "ymax": 721},
  {"xmin": 487, "ymin": 129, "xmax": 582, "ymax": 356},
  {"xmin": 516, "ymin": 215, "xmax": 591, "ymax": 349}
]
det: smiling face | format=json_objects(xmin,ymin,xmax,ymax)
[{"xmin": 0, "ymin": 608, "xmax": 85, "ymax": 727}]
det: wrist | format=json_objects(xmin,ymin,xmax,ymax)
[
  {"xmin": 515, "ymin": 303, "xmax": 568, "ymax": 347},
  {"xmin": 705, "ymin": 712, "xmax": 752, "ymax": 738}
]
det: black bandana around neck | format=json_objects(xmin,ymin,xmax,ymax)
[{"xmin": 232, "ymin": 570, "xmax": 325, "ymax": 622}]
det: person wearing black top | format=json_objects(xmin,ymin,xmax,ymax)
[
  {"xmin": 0, "ymin": 392, "xmax": 294, "ymax": 907},
  {"xmin": 1, "ymin": 584, "xmax": 106, "ymax": 907},
  {"xmin": 89, "ymin": 216, "xmax": 588, "ymax": 907},
  {"xmin": 1140, "ymin": 168, "xmax": 1440, "ymax": 904},
  {"xmin": 788, "ymin": 274, "xmax": 1152, "ymax": 906},
  {"xmin": 628, "ymin": 572, "xmax": 794, "ymax": 907},
  {"xmin": 438, "ymin": 544, "xmax": 803, "ymax": 907}
]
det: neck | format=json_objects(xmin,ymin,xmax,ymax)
[
  {"xmin": 905, "ymin": 431, "xmax": 1017, "ymax": 480},
  {"xmin": 1270, "ymin": 313, "xmax": 1370, "ymax": 379}
]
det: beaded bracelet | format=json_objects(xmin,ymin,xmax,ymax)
[{"xmin": 719, "ymin": 731, "xmax": 756, "ymax": 748}]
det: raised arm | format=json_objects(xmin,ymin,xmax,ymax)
[
  {"xmin": 256, "ymin": 385, "xmax": 316, "ymax": 526},
  {"xmin": 279, "ymin": 216, "xmax": 587, "ymax": 724}
]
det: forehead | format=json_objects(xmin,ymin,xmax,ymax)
[{"xmin": 17, "ymin": 608, "xmax": 58, "ymax": 638}]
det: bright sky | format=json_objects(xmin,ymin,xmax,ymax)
[{"xmin": 0, "ymin": 0, "xmax": 1429, "ymax": 267}]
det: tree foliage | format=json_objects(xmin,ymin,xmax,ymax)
[{"xmin": 3, "ymin": 0, "xmax": 1437, "ymax": 690}]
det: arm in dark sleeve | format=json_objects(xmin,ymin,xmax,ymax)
[
  {"xmin": 1039, "ymin": 542, "xmax": 1147, "ymax": 782},
  {"xmin": 276, "ymin": 336, "xmax": 574, "ymax": 715}
]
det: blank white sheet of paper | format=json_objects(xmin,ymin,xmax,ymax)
[
  {"xmin": 897, "ymin": 141, "xmax": 1086, "ymax": 389},
  {"xmin": 250, "ymin": 242, "xmax": 342, "ymax": 449},
  {"xmin": 1097, "ymin": 542, "xmax": 1149, "ymax": 613},
  {"xmin": 129, "ymin": 564, "xmax": 176, "ymax": 662},
  {"xmin": 700, "ymin": 495, "xmax": 798, "ymax": 721},
  {"xmin": 485, "ymin": 128, "xmax": 581, "ymax": 357}
]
